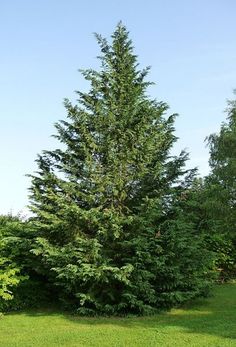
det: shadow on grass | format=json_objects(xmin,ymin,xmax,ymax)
[{"xmin": 7, "ymin": 284, "xmax": 236, "ymax": 341}]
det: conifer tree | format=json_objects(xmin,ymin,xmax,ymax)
[{"xmin": 29, "ymin": 23, "xmax": 213, "ymax": 315}]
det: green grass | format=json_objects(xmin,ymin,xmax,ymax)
[{"xmin": 0, "ymin": 284, "xmax": 236, "ymax": 347}]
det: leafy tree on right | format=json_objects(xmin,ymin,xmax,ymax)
[{"xmin": 204, "ymin": 93, "xmax": 236, "ymax": 280}]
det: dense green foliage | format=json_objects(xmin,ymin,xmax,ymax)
[
  {"xmin": 204, "ymin": 95, "xmax": 236, "ymax": 280},
  {"xmin": 1, "ymin": 24, "xmax": 235, "ymax": 315},
  {"xmin": 0, "ymin": 215, "xmax": 51, "ymax": 311},
  {"xmin": 0, "ymin": 284, "xmax": 235, "ymax": 347},
  {"xmin": 174, "ymin": 96, "xmax": 236, "ymax": 282},
  {"xmin": 25, "ymin": 24, "xmax": 213, "ymax": 315},
  {"xmin": 0, "ymin": 216, "xmax": 26, "ymax": 304}
]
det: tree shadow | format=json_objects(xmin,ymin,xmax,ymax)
[{"xmin": 7, "ymin": 284, "xmax": 236, "ymax": 341}]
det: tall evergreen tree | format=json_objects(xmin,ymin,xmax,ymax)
[{"xmin": 28, "ymin": 24, "xmax": 213, "ymax": 315}]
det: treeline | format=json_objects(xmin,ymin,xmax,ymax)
[{"xmin": 0, "ymin": 24, "xmax": 235, "ymax": 315}]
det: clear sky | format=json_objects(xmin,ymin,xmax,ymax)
[{"xmin": 0, "ymin": 0, "xmax": 235, "ymax": 215}]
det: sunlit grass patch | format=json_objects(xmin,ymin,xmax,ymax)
[{"xmin": 0, "ymin": 284, "xmax": 235, "ymax": 347}]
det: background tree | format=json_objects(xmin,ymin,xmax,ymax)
[
  {"xmin": 0, "ymin": 215, "xmax": 27, "ymax": 310},
  {"xmin": 204, "ymin": 94, "xmax": 236, "ymax": 280},
  {"xmin": 0, "ymin": 214, "xmax": 52, "ymax": 312},
  {"xmin": 28, "ymin": 23, "xmax": 213, "ymax": 315}
]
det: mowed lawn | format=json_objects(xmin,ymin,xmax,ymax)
[{"xmin": 0, "ymin": 284, "xmax": 235, "ymax": 347}]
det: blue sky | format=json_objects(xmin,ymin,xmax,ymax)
[{"xmin": 0, "ymin": 0, "xmax": 235, "ymax": 215}]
